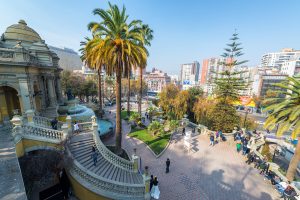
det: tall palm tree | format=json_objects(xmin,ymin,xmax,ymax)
[
  {"xmin": 138, "ymin": 24, "xmax": 153, "ymax": 116},
  {"xmin": 87, "ymin": 3, "xmax": 148, "ymax": 154},
  {"xmin": 80, "ymin": 37, "xmax": 104, "ymax": 117},
  {"xmin": 264, "ymin": 76, "xmax": 300, "ymax": 181}
]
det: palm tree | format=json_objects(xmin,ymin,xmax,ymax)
[
  {"xmin": 80, "ymin": 37, "xmax": 104, "ymax": 117},
  {"xmin": 87, "ymin": 3, "xmax": 148, "ymax": 154},
  {"xmin": 138, "ymin": 24, "xmax": 153, "ymax": 116},
  {"xmin": 264, "ymin": 76, "xmax": 300, "ymax": 181}
]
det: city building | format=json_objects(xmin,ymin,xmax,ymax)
[
  {"xmin": 49, "ymin": 45, "xmax": 82, "ymax": 71},
  {"xmin": 169, "ymin": 74, "xmax": 179, "ymax": 85},
  {"xmin": 201, "ymin": 58, "xmax": 225, "ymax": 85},
  {"xmin": 280, "ymin": 59, "xmax": 300, "ymax": 77},
  {"xmin": 0, "ymin": 20, "xmax": 63, "ymax": 122},
  {"xmin": 180, "ymin": 61, "xmax": 200, "ymax": 90},
  {"xmin": 261, "ymin": 48, "xmax": 300, "ymax": 69},
  {"xmin": 73, "ymin": 65, "xmax": 97, "ymax": 78},
  {"xmin": 144, "ymin": 68, "xmax": 171, "ymax": 93},
  {"xmin": 252, "ymin": 73, "xmax": 287, "ymax": 98}
]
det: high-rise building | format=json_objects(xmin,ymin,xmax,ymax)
[
  {"xmin": 261, "ymin": 48, "xmax": 300, "ymax": 69},
  {"xmin": 200, "ymin": 58, "xmax": 226, "ymax": 85},
  {"xmin": 180, "ymin": 61, "xmax": 200, "ymax": 90},
  {"xmin": 144, "ymin": 68, "xmax": 171, "ymax": 93},
  {"xmin": 280, "ymin": 59, "xmax": 300, "ymax": 77},
  {"xmin": 49, "ymin": 46, "xmax": 83, "ymax": 71}
]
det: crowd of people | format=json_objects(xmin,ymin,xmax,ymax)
[
  {"xmin": 233, "ymin": 128, "xmax": 298, "ymax": 200},
  {"xmin": 209, "ymin": 130, "xmax": 225, "ymax": 146}
]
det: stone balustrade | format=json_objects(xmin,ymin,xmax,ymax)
[
  {"xmin": 69, "ymin": 159, "xmax": 145, "ymax": 200},
  {"xmin": 21, "ymin": 124, "xmax": 64, "ymax": 143},
  {"xmin": 92, "ymin": 123, "xmax": 134, "ymax": 172},
  {"xmin": 77, "ymin": 122, "xmax": 93, "ymax": 132},
  {"xmin": 33, "ymin": 116, "xmax": 63, "ymax": 130}
]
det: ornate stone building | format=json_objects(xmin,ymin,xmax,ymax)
[{"xmin": 0, "ymin": 20, "xmax": 63, "ymax": 123}]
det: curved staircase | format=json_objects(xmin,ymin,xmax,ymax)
[
  {"xmin": 10, "ymin": 115, "xmax": 147, "ymax": 200},
  {"xmin": 68, "ymin": 133, "xmax": 143, "ymax": 185}
]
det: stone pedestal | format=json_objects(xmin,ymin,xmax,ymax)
[
  {"xmin": 143, "ymin": 166, "xmax": 151, "ymax": 200},
  {"xmin": 132, "ymin": 154, "xmax": 139, "ymax": 173},
  {"xmin": 25, "ymin": 109, "xmax": 34, "ymax": 124},
  {"xmin": 10, "ymin": 115, "xmax": 23, "ymax": 143},
  {"xmin": 66, "ymin": 115, "xmax": 72, "ymax": 134},
  {"xmin": 62, "ymin": 124, "xmax": 69, "ymax": 139}
]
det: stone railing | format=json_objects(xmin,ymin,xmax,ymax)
[
  {"xmin": 33, "ymin": 116, "xmax": 63, "ymax": 130},
  {"xmin": 77, "ymin": 122, "xmax": 93, "ymax": 132},
  {"xmin": 69, "ymin": 159, "xmax": 145, "ymax": 200},
  {"xmin": 21, "ymin": 124, "xmax": 65, "ymax": 143},
  {"xmin": 92, "ymin": 124, "xmax": 134, "ymax": 172}
]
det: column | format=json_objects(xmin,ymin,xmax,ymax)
[
  {"xmin": 18, "ymin": 78, "xmax": 32, "ymax": 113},
  {"xmin": 55, "ymin": 77, "xmax": 63, "ymax": 103},
  {"xmin": 47, "ymin": 77, "xmax": 56, "ymax": 107}
]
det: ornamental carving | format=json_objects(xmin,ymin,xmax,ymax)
[{"xmin": 0, "ymin": 51, "xmax": 13, "ymax": 58}]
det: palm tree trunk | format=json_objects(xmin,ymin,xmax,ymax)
[
  {"xmin": 138, "ymin": 67, "xmax": 142, "ymax": 116},
  {"xmin": 286, "ymin": 137, "xmax": 300, "ymax": 181},
  {"xmin": 115, "ymin": 64, "xmax": 122, "ymax": 155},
  {"xmin": 98, "ymin": 69, "xmax": 103, "ymax": 118},
  {"xmin": 127, "ymin": 70, "xmax": 131, "ymax": 116}
]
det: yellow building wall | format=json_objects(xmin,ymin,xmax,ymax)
[
  {"xmin": 15, "ymin": 140, "xmax": 25, "ymax": 158},
  {"xmin": 15, "ymin": 138, "xmax": 62, "ymax": 158},
  {"xmin": 68, "ymin": 174, "xmax": 111, "ymax": 200}
]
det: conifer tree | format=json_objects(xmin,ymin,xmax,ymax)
[
  {"xmin": 214, "ymin": 32, "xmax": 248, "ymax": 104},
  {"xmin": 211, "ymin": 32, "xmax": 249, "ymax": 131}
]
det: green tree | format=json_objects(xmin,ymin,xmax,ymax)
[
  {"xmin": 84, "ymin": 3, "xmax": 148, "ymax": 154},
  {"xmin": 138, "ymin": 24, "xmax": 153, "ymax": 116},
  {"xmin": 129, "ymin": 112, "xmax": 141, "ymax": 126},
  {"xmin": 187, "ymin": 86, "xmax": 203, "ymax": 121},
  {"xmin": 148, "ymin": 121, "xmax": 163, "ymax": 136},
  {"xmin": 158, "ymin": 84, "xmax": 179, "ymax": 113},
  {"xmin": 193, "ymin": 97, "xmax": 216, "ymax": 127},
  {"xmin": 214, "ymin": 33, "xmax": 248, "ymax": 103},
  {"xmin": 169, "ymin": 120, "xmax": 179, "ymax": 133},
  {"xmin": 213, "ymin": 32, "xmax": 248, "ymax": 131},
  {"xmin": 264, "ymin": 76, "xmax": 300, "ymax": 181},
  {"xmin": 173, "ymin": 90, "xmax": 190, "ymax": 119},
  {"xmin": 80, "ymin": 37, "xmax": 104, "ymax": 117}
]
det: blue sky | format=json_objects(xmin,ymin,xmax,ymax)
[{"xmin": 1, "ymin": 0, "xmax": 300, "ymax": 74}]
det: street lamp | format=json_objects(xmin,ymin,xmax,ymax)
[
  {"xmin": 243, "ymin": 108, "xmax": 251, "ymax": 129},
  {"xmin": 272, "ymin": 123, "xmax": 280, "ymax": 162}
]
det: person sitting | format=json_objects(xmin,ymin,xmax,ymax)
[{"xmin": 282, "ymin": 183, "xmax": 297, "ymax": 200}]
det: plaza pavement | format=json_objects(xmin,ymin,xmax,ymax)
[{"xmin": 104, "ymin": 118, "xmax": 280, "ymax": 199}]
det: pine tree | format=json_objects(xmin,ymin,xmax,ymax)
[
  {"xmin": 211, "ymin": 32, "xmax": 249, "ymax": 131},
  {"xmin": 214, "ymin": 32, "xmax": 248, "ymax": 104}
]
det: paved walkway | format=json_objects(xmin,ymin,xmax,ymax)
[
  {"xmin": 119, "ymin": 124, "xmax": 279, "ymax": 200},
  {"xmin": 102, "ymin": 104, "xmax": 280, "ymax": 199},
  {"xmin": 0, "ymin": 126, "xmax": 27, "ymax": 200}
]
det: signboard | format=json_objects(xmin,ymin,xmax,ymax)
[{"xmin": 183, "ymin": 80, "xmax": 190, "ymax": 85}]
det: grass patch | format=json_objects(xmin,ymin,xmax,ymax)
[
  {"xmin": 121, "ymin": 111, "xmax": 137, "ymax": 120},
  {"xmin": 128, "ymin": 129, "xmax": 171, "ymax": 155}
]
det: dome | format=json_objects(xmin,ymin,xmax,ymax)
[{"xmin": 3, "ymin": 20, "xmax": 42, "ymax": 43}]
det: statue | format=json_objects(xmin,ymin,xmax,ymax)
[{"xmin": 66, "ymin": 88, "xmax": 74, "ymax": 100}]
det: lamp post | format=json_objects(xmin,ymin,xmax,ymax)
[
  {"xmin": 243, "ymin": 108, "xmax": 251, "ymax": 129},
  {"xmin": 272, "ymin": 123, "xmax": 280, "ymax": 162}
]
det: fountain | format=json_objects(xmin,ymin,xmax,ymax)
[{"xmin": 59, "ymin": 89, "xmax": 113, "ymax": 137}]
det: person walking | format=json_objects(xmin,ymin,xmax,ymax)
[
  {"xmin": 150, "ymin": 175, "xmax": 154, "ymax": 191},
  {"xmin": 74, "ymin": 121, "xmax": 80, "ymax": 134},
  {"xmin": 218, "ymin": 130, "xmax": 223, "ymax": 142},
  {"xmin": 210, "ymin": 133, "xmax": 215, "ymax": 146},
  {"xmin": 215, "ymin": 131, "xmax": 219, "ymax": 144},
  {"xmin": 166, "ymin": 158, "xmax": 170, "ymax": 173},
  {"xmin": 182, "ymin": 127, "xmax": 186, "ymax": 136},
  {"xmin": 236, "ymin": 140, "xmax": 242, "ymax": 152},
  {"xmin": 91, "ymin": 146, "xmax": 98, "ymax": 166},
  {"xmin": 51, "ymin": 117, "xmax": 58, "ymax": 130},
  {"xmin": 150, "ymin": 176, "xmax": 160, "ymax": 199}
]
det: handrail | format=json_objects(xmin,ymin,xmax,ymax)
[
  {"xmin": 93, "ymin": 126, "xmax": 134, "ymax": 172},
  {"xmin": 22, "ymin": 124, "xmax": 64, "ymax": 142},
  {"xmin": 33, "ymin": 116, "xmax": 63, "ymax": 130},
  {"xmin": 77, "ymin": 122, "xmax": 93, "ymax": 131},
  {"xmin": 69, "ymin": 159, "xmax": 145, "ymax": 199}
]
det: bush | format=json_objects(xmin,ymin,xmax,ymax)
[{"xmin": 261, "ymin": 144, "xmax": 272, "ymax": 161}]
